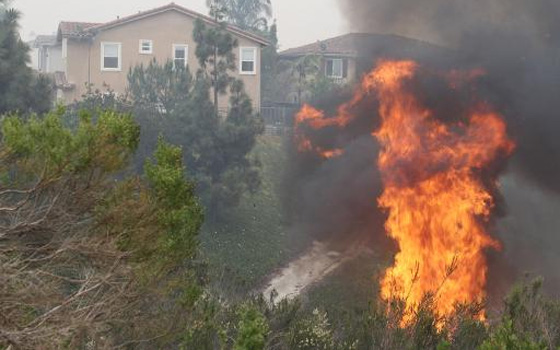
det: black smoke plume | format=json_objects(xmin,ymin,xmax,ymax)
[
  {"xmin": 334, "ymin": 0, "xmax": 560, "ymax": 294},
  {"xmin": 337, "ymin": 0, "xmax": 560, "ymax": 194},
  {"xmin": 284, "ymin": 0, "xmax": 560, "ymax": 297}
]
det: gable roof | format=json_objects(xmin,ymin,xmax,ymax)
[
  {"xmin": 58, "ymin": 22, "xmax": 101, "ymax": 39},
  {"xmin": 279, "ymin": 32, "xmax": 448, "ymax": 59},
  {"xmin": 32, "ymin": 35, "xmax": 58, "ymax": 47},
  {"xmin": 57, "ymin": 3, "xmax": 269, "ymax": 46},
  {"xmin": 280, "ymin": 33, "xmax": 368, "ymax": 58}
]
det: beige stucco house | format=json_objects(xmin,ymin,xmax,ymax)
[
  {"xmin": 56, "ymin": 3, "xmax": 268, "ymax": 109},
  {"xmin": 28, "ymin": 35, "xmax": 64, "ymax": 74}
]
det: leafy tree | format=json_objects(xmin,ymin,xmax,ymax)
[
  {"xmin": 0, "ymin": 1, "xmax": 53, "ymax": 115},
  {"xmin": 126, "ymin": 61, "xmax": 263, "ymax": 221},
  {"xmin": 127, "ymin": 59, "xmax": 192, "ymax": 114},
  {"xmin": 204, "ymin": 80, "xmax": 264, "ymax": 216},
  {"xmin": 480, "ymin": 321, "xmax": 547, "ymax": 350},
  {"xmin": 290, "ymin": 309, "xmax": 335, "ymax": 350},
  {"xmin": 206, "ymin": 0, "xmax": 272, "ymax": 31},
  {"xmin": 233, "ymin": 305, "xmax": 269, "ymax": 350},
  {"xmin": 260, "ymin": 21, "xmax": 280, "ymax": 105},
  {"xmin": 0, "ymin": 107, "xmax": 204, "ymax": 349},
  {"xmin": 193, "ymin": 18, "xmax": 238, "ymax": 111},
  {"xmin": 502, "ymin": 278, "xmax": 560, "ymax": 349}
]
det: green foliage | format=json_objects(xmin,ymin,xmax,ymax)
[
  {"xmin": 206, "ymin": 0, "xmax": 273, "ymax": 31},
  {"xmin": 126, "ymin": 60, "xmax": 263, "ymax": 221},
  {"xmin": 480, "ymin": 320, "xmax": 547, "ymax": 350},
  {"xmin": 260, "ymin": 22, "xmax": 280, "ymax": 105},
  {"xmin": 233, "ymin": 305, "xmax": 269, "ymax": 350},
  {"xmin": 290, "ymin": 309, "xmax": 335, "ymax": 350},
  {"xmin": 145, "ymin": 138, "xmax": 204, "ymax": 266},
  {"xmin": 0, "ymin": 3, "xmax": 53, "ymax": 115},
  {"xmin": 200, "ymin": 136, "xmax": 301, "ymax": 293},
  {"xmin": 0, "ymin": 107, "xmax": 144, "ymax": 348},
  {"xmin": 2, "ymin": 106, "xmax": 139, "ymax": 174},
  {"xmin": 502, "ymin": 278, "xmax": 560, "ymax": 349},
  {"xmin": 181, "ymin": 297, "xmax": 228, "ymax": 350},
  {"xmin": 205, "ymin": 80, "xmax": 264, "ymax": 214},
  {"xmin": 127, "ymin": 59, "xmax": 193, "ymax": 113},
  {"xmin": 193, "ymin": 18, "xmax": 238, "ymax": 109}
]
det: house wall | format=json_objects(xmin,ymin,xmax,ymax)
[
  {"xmin": 347, "ymin": 58, "xmax": 357, "ymax": 82},
  {"xmin": 47, "ymin": 46, "xmax": 64, "ymax": 73},
  {"xmin": 282, "ymin": 55, "xmax": 359, "ymax": 105},
  {"xmin": 29, "ymin": 47, "xmax": 39, "ymax": 70},
  {"xmin": 65, "ymin": 39, "xmax": 90, "ymax": 101},
  {"xmin": 320, "ymin": 56, "xmax": 358, "ymax": 83},
  {"xmin": 62, "ymin": 10, "xmax": 262, "ymax": 110}
]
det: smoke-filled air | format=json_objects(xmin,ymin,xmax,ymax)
[{"xmin": 2, "ymin": 0, "xmax": 560, "ymax": 348}]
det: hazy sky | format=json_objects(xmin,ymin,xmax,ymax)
[{"xmin": 13, "ymin": 0, "xmax": 347, "ymax": 50}]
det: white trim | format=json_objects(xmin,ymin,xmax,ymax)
[
  {"xmin": 91, "ymin": 5, "xmax": 269, "ymax": 46},
  {"xmin": 101, "ymin": 42, "xmax": 122, "ymax": 71},
  {"xmin": 61, "ymin": 38, "xmax": 68, "ymax": 59},
  {"xmin": 239, "ymin": 46, "xmax": 257, "ymax": 75},
  {"xmin": 172, "ymin": 44, "xmax": 188, "ymax": 68},
  {"xmin": 139, "ymin": 39, "xmax": 153, "ymax": 54}
]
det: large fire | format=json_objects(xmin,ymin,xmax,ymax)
[{"xmin": 295, "ymin": 60, "xmax": 515, "ymax": 322}]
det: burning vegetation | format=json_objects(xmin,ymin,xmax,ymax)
[{"xmin": 295, "ymin": 59, "xmax": 515, "ymax": 322}]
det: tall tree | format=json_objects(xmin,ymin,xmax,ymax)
[
  {"xmin": 126, "ymin": 60, "xmax": 263, "ymax": 221},
  {"xmin": 0, "ymin": 1, "xmax": 53, "ymax": 115},
  {"xmin": 193, "ymin": 18, "xmax": 238, "ymax": 112},
  {"xmin": 0, "ymin": 107, "xmax": 204, "ymax": 349},
  {"xmin": 206, "ymin": 0, "xmax": 272, "ymax": 31}
]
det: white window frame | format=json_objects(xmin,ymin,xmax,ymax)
[
  {"xmin": 101, "ymin": 42, "xmax": 122, "ymax": 72},
  {"xmin": 325, "ymin": 58, "xmax": 344, "ymax": 78},
  {"xmin": 172, "ymin": 44, "xmax": 188, "ymax": 68},
  {"xmin": 239, "ymin": 47, "xmax": 257, "ymax": 75},
  {"xmin": 139, "ymin": 39, "xmax": 153, "ymax": 54}
]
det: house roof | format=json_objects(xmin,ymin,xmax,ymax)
[
  {"xmin": 279, "ymin": 33, "xmax": 372, "ymax": 58},
  {"xmin": 57, "ymin": 3, "xmax": 269, "ymax": 46},
  {"xmin": 58, "ymin": 22, "xmax": 101, "ymax": 39},
  {"xmin": 279, "ymin": 32, "xmax": 446, "ymax": 58},
  {"xmin": 32, "ymin": 35, "xmax": 58, "ymax": 47}
]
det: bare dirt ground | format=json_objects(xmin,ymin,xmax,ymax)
[{"xmin": 262, "ymin": 239, "xmax": 370, "ymax": 301}]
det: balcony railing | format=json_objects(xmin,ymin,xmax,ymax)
[{"xmin": 328, "ymin": 76, "xmax": 348, "ymax": 85}]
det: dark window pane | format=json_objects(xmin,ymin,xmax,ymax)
[
  {"xmin": 174, "ymin": 58, "xmax": 185, "ymax": 68},
  {"xmin": 326, "ymin": 60, "xmax": 334, "ymax": 76},
  {"xmin": 175, "ymin": 49, "xmax": 185, "ymax": 59},
  {"xmin": 242, "ymin": 61, "xmax": 254, "ymax": 72},
  {"xmin": 104, "ymin": 57, "xmax": 118, "ymax": 69}
]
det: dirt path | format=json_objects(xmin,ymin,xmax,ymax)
[{"xmin": 262, "ymin": 240, "xmax": 367, "ymax": 301}]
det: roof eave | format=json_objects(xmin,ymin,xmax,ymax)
[
  {"xmin": 279, "ymin": 52, "xmax": 358, "ymax": 58},
  {"xmin": 85, "ymin": 4, "xmax": 270, "ymax": 46}
]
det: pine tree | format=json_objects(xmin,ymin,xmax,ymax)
[
  {"xmin": 193, "ymin": 18, "xmax": 238, "ymax": 112},
  {"xmin": 0, "ymin": 2, "xmax": 53, "ymax": 115}
]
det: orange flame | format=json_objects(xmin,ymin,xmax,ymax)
[
  {"xmin": 373, "ymin": 60, "xmax": 514, "ymax": 323},
  {"xmin": 294, "ymin": 59, "xmax": 515, "ymax": 323},
  {"xmin": 294, "ymin": 105, "xmax": 345, "ymax": 159}
]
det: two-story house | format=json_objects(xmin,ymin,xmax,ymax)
[
  {"xmin": 29, "ymin": 35, "xmax": 65, "ymax": 74},
  {"xmin": 278, "ymin": 33, "xmax": 453, "ymax": 104},
  {"xmin": 56, "ymin": 3, "xmax": 269, "ymax": 109}
]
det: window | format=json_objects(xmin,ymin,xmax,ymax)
[
  {"xmin": 101, "ymin": 42, "xmax": 121, "ymax": 71},
  {"xmin": 61, "ymin": 38, "xmax": 68, "ymax": 59},
  {"xmin": 240, "ymin": 47, "xmax": 257, "ymax": 74},
  {"xmin": 326, "ymin": 58, "xmax": 343, "ymax": 78},
  {"xmin": 173, "ymin": 44, "xmax": 188, "ymax": 68},
  {"xmin": 139, "ymin": 39, "xmax": 153, "ymax": 54}
]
